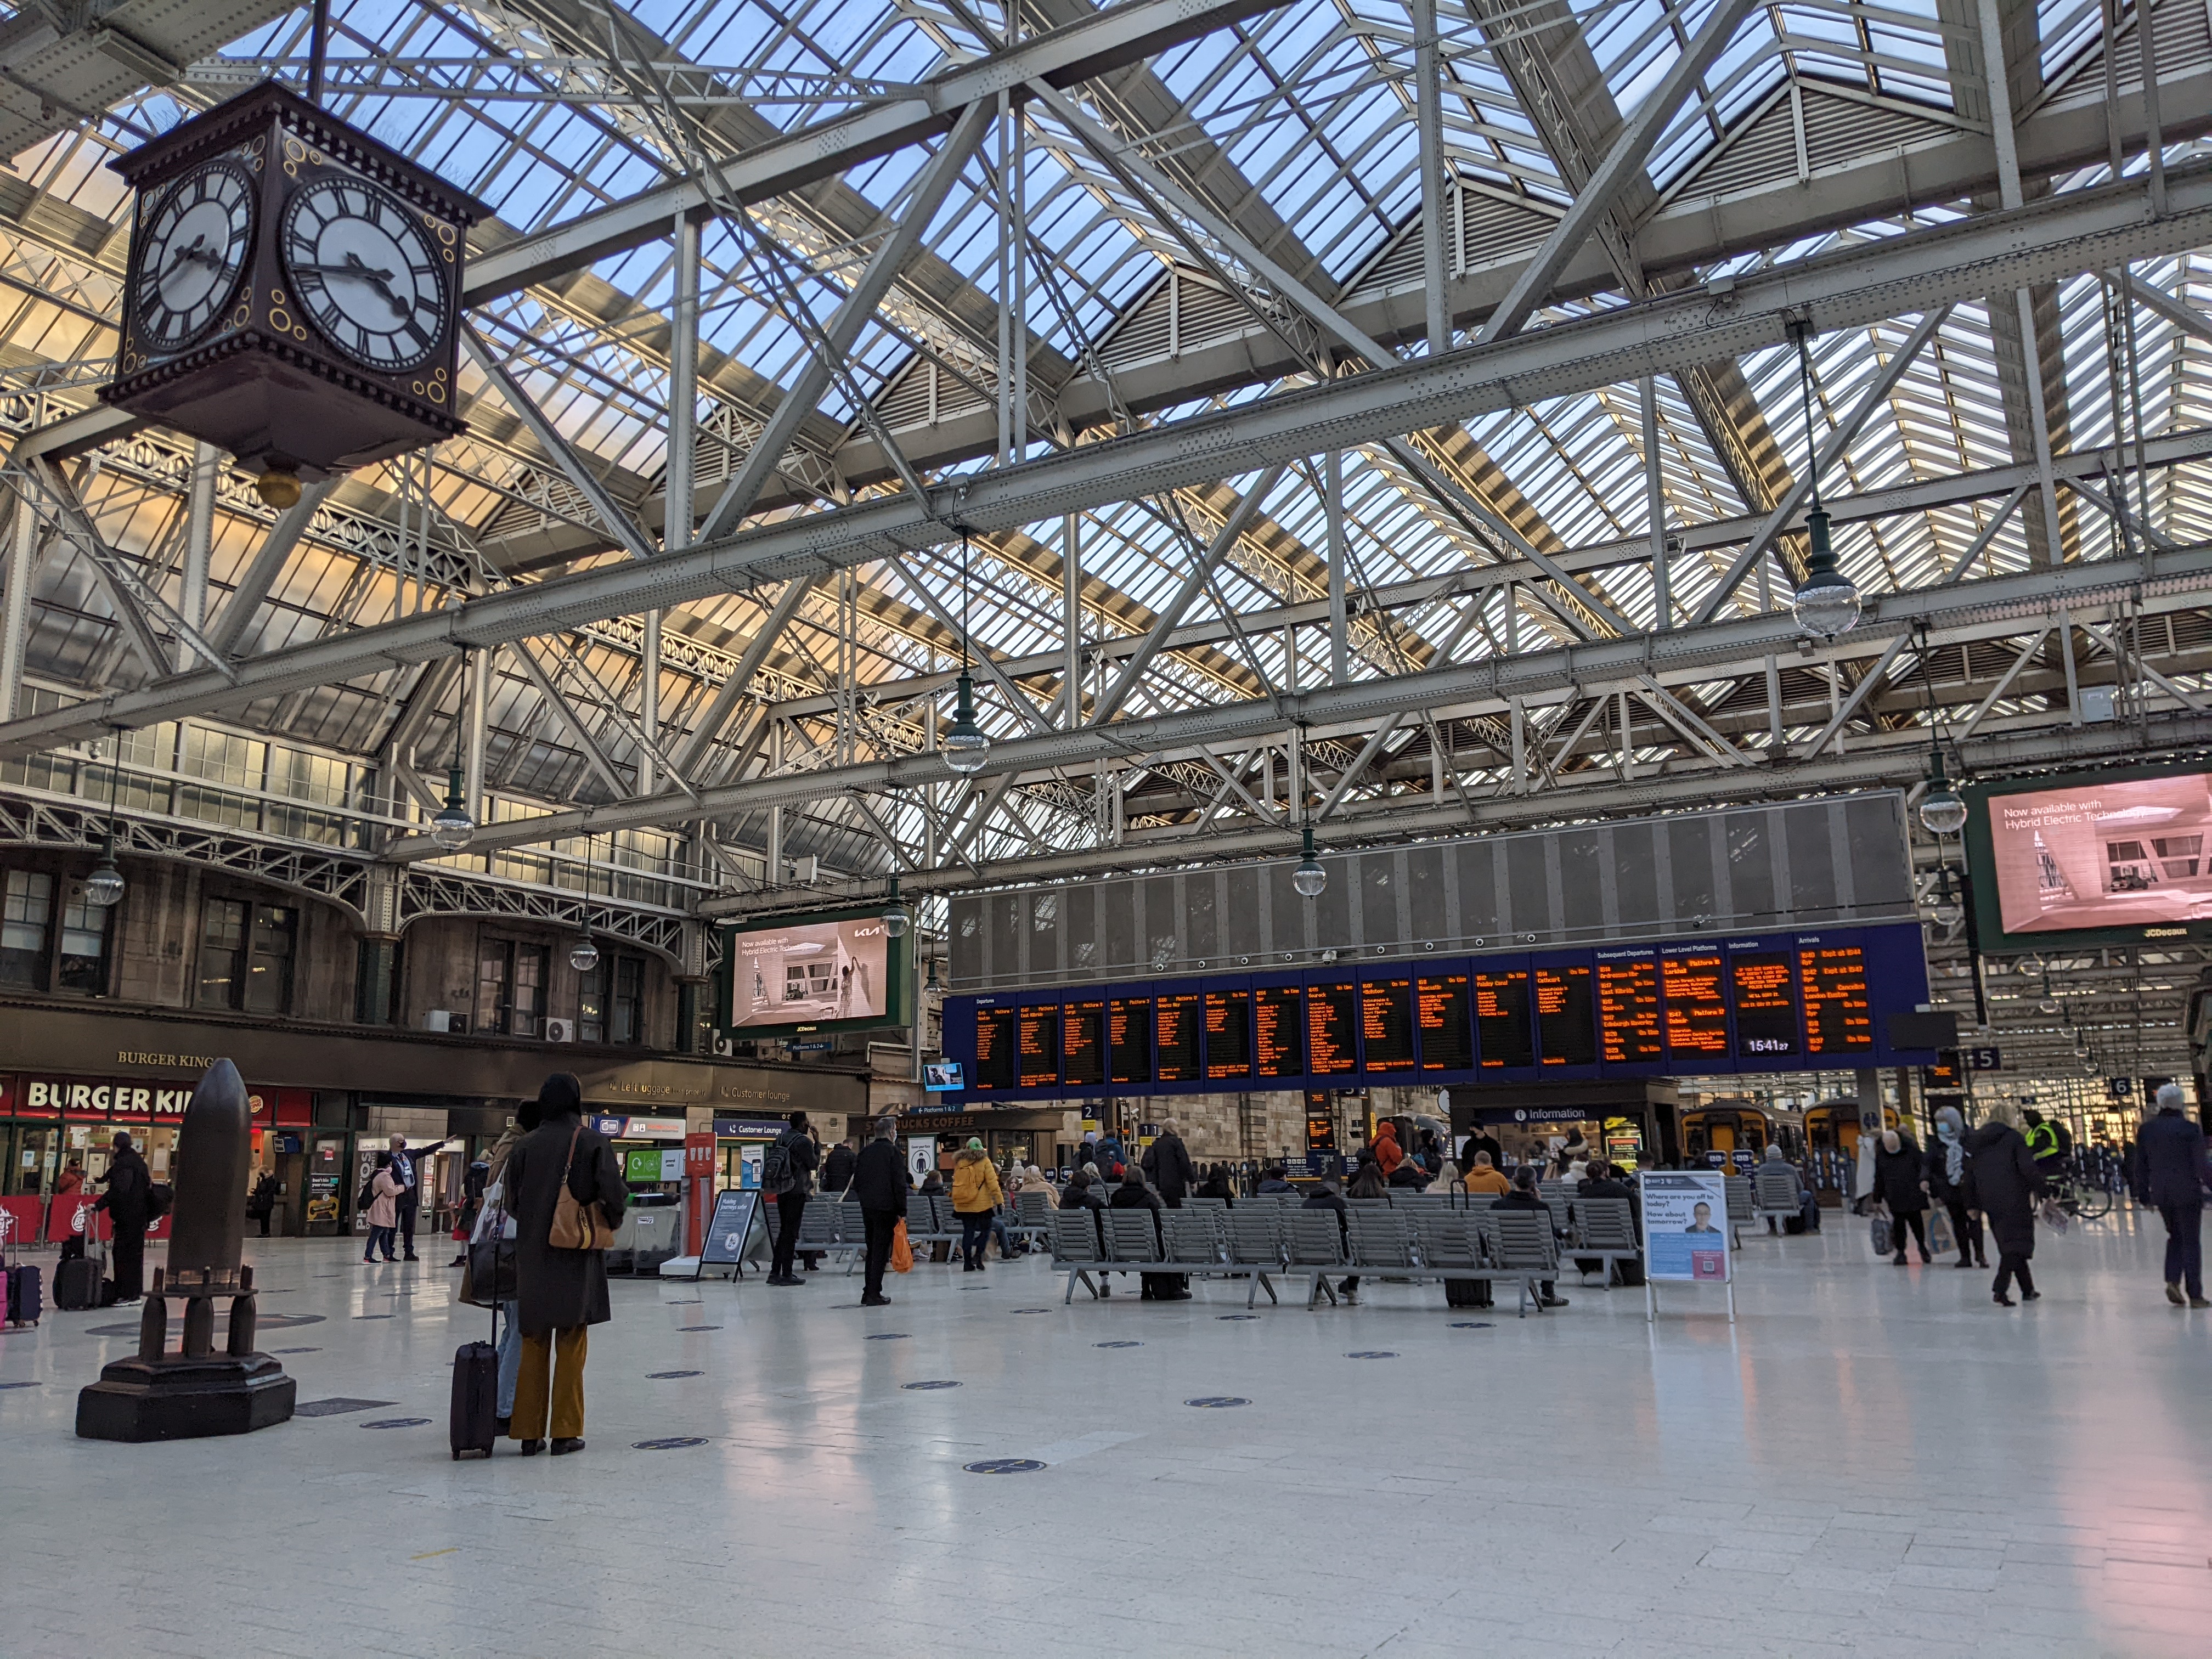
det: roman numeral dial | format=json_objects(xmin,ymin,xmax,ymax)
[
  {"xmin": 133, "ymin": 160, "xmax": 255, "ymax": 353},
  {"xmin": 280, "ymin": 175, "xmax": 449, "ymax": 373}
]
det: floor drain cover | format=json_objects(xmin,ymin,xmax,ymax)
[
  {"xmin": 293, "ymin": 1397, "xmax": 397, "ymax": 1418},
  {"xmin": 678, "ymin": 1325, "xmax": 722, "ymax": 1332},
  {"xmin": 1186, "ymin": 1396, "xmax": 1249, "ymax": 1408},
  {"xmin": 1217, "ymin": 1314, "xmax": 1261, "ymax": 1321},
  {"xmin": 362, "ymin": 1417, "xmax": 431, "ymax": 1429},
  {"xmin": 1093, "ymin": 1340, "xmax": 1143, "ymax": 1348},
  {"xmin": 864, "ymin": 1333, "xmax": 911, "ymax": 1341},
  {"xmin": 647, "ymin": 1369, "xmax": 703, "ymax": 1379},
  {"xmin": 635, "ymin": 1436, "xmax": 708, "ymax": 1450},
  {"xmin": 965, "ymin": 1458, "xmax": 1046, "ymax": 1474},
  {"xmin": 1448, "ymin": 1322, "xmax": 1495, "ymax": 1330},
  {"xmin": 1346, "ymin": 1351, "xmax": 1398, "ymax": 1359},
  {"xmin": 902, "ymin": 1380, "xmax": 962, "ymax": 1390},
  {"xmin": 272, "ymin": 1346, "xmax": 320, "ymax": 1355},
  {"xmin": 1010, "ymin": 1308, "xmax": 1052, "ymax": 1314},
  {"xmin": 0, "ymin": 1380, "xmax": 38, "ymax": 1390}
]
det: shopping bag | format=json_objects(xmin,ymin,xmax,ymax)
[
  {"xmin": 890, "ymin": 1220, "xmax": 913, "ymax": 1274},
  {"xmin": 1869, "ymin": 1214, "xmax": 1892, "ymax": 1256},
  {"xmin": 1927, "ymin": 1206, "xmax": 1955, "ymax": 1256}
]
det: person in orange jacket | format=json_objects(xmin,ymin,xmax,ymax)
[{"xmin": 1370, "ymin": 1121, "xmax": 1405, "ymax": 1175}]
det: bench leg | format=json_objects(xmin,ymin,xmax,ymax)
[{"xmin": 1258, "ymin": 1272, "xmax": 1276, "ymax": 1306}]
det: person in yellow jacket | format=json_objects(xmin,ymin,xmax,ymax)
[{"xmin": 951, "ymin": 1139, "xmax": 1004, "ymax": 1272}]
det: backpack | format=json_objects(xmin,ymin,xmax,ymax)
[
  {"xmin": 760, "ymin": 1137, "xmax": 794, "ymax": 1195},
  {"xmin": 145, "ymin": 1183, "xmax": 173, "ymax": 1221},
  {"xmin": 358, "ymin": 1176, "xmax": 379, "ymax": 1209}
]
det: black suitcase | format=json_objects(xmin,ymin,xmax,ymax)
[
  {"xmin": 5, "ymin": 1263, "xmax": 40, "ymax": 1327},
  {"xmin": 54, "ymin": 1255, "xmax": 103, "ymax": 1312},
  {"xmin": 1446, "ymin": 1277, "xmax": 1493, "ymax": 1308},
  {"xmin": 450, "ymin": 1339, "xmax": 499, "ymax": 1459}
]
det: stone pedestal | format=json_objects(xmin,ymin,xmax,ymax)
[{"xmin": 75, "ymin": 1352, "xmax": 296, "ymax": 1442}]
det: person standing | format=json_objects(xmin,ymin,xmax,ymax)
[
  {"xmin": 852, "ymin": 1118, "xmax": 907, "ymax": 1307},
  {"xmin": 763, "ymin": 1111, "xmax": 819, "ymax": 1288},
  {"xmin": 386, "ymin": 1133, "xmax": 447, "ymax": 1262},
  {"xmin": 2021, "ymin": 1109, "xmax": 2066, "ymax": 1180},
  {"xmin": 1463, "ymin": 1127, "xmax": 1504, "ymax": 1171},
  {"xmin": 1921, "ymin": 1107, "xmax": 1985, "ymax": 1271},
  {"xmin": 363, "ymin": 1158, "xmax": 402, "ymax": 1263},
  {"xmin": 248, "ymin": 1170, "xmax": 281, "ymax": 1238},
  {"xmin": 1143, "ymin": 1121, "xmax": 1194, "ymax": 1207},
  {"xmin": 2137, "ymin": 1082, "xmax": 2210, "ymax": 1308},
  {"xmin": 479, "ymin": 1096, "xmax": 540, "ymax": 1436},
  {"xmin": 822, "ymin": 1136, "xmax": 858, "ymax": 1197},
  {"xmin": 93, "ymin": 1132, "xmax": 152, "ymax": 1303},
  {"xmin": 1874, "ymin": 1128, "xmax": 1932, "ymax": 1264},
  {"xmin": 951, "ymin": 1138, "xmax": 1003, "ymax": 1272},
  {"xmin": 502, "ymin": 1073, "xmax": 626, "ymax": 1455},
  {"xmin": 1963, "ymin": 1115, "xmax": 2045, "ymax": 1307}
]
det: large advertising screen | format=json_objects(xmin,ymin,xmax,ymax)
[
  {"xmin": 718, "ymin": 910, "xmax": 909, "ymax": 1039},
  {"xmin": 1967, "ymin": 764, "xmax": 2212, "ymax": 949}
]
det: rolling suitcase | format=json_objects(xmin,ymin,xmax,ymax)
[
  {"xmin": 54, "ymin": 1251, "xmax": 101, "ymax": 1311},
  {"xmin": 1446, "ymin": 1278, "xmax": 1493, "ymax": 1308},
  {"xmin": 450, "ymin": 1188, "xmax": 504, "ymax": 1460},
  {"xmin": 4, "ymin": 1262, "xmax": 40, "ymax": 1327}
]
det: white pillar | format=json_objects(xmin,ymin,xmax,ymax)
[
  {"xmin": 1325, "ymin": 450, "xmax": 1350, "ymax": 686},
  {"xmin": 465, "ymin": 645, "xmax": 489, "ymax": 823},
  {"xmin": 1413, "ymin": 0, "xmax": 1448, "ymax": 358},
  {"xmin": 1063, "ymin": 511, "xmax": 1080, "ymax": 726},
  {"xmin": 180, "ymin": 440, "xmax": 218, "ymax": 671}
]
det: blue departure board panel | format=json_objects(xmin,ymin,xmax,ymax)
[{"xmin": 938, "ymin": 922, "xmax": 1933, "ymax": 1100}]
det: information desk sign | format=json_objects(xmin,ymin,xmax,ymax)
[
  {"xmin": 1637, "ymin": 1171, "xmax": 1734, "ymax": 1324},
  {"xmin": 696, "ymin": 1189, "xmax": 763, "ymax": 1281}
]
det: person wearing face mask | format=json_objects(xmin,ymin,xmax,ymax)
[
  {"xmin": 1874, "ymin": 1127, "xmax": 1932, "ymax": 1265},
  {"xmin": 1921, "ymin": 1107, "xmax": 1985, "ymax": 1271}
]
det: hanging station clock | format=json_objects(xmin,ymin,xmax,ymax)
[{"xmin": 103, "ymin": 81, "xmax": 488, "ymax": 508}]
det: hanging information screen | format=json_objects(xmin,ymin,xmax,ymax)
[
  {"xmin": 1205, "ymin": 988, "xmax": 1252, "ymax": 1080},
  {"xmin": 1155, "ymin": 992, "xmax": 1202, "ymax": 1081},
  {"xmin": 1361, "ymin": 977, "xmax": 1415, "ymax": 1071},
  {"xmin": 1662, "ymin": 953, "xmax": 1730, "ymax": 1057},
  {"xmin": 1108, "ymin": 995, "xmax": 1152, "ymax": 1085},
  {"xmin": 940, "ymin": 922, "xmax": 1932, "ymax": 1098},
  {"xmin": 1475, "ymin": 969, "xmax": 1534, "ymax": 1069},
  {"xmin": 1255, "ymin": 985, "xmax": 1303, "ymax": 1079},
  {"xmin": 1062, "ymin": 999, "xmax": 1105, "ymax": 1087},
  {"xmin": 973, "ymin": 1005, "xmax": 1018, "ymax": 1091},
  {"xmin": 1729, "ymin": 950, "xmax": 1798, "ymax": 1058},
  {"xmin": 1535, "ymin": 965, "xmax": 1596, "ymax": 1066},
  {"xmin": 1596, "ymin": 954, "xmax": 1662, "ymax": 1063},
  {"xmin": 1417, "ymin": 974, "xmax": 1471, "ymax": 1071},
  {"xmin": 1801, "ymin": 944, "xmax": 1875, "ymax": 1053},
  {"xmin": 1018, "ymin": 1003, "xmax": 1059, "ymax": 1088},
  {"xmin": 1306, "ymin": 980, "xmax": 1358, "ymax": 1075}
]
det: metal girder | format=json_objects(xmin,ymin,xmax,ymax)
[
  {"xmin": 458, "ymin": 0, "xmax": 1292, "ymax": 303},
  {"xmin": 510, "ymin": 641, "xmax": 631, "ymax": 797},
  {"xmin": 203, "ymin": 478, "xmax": 340, "ymax": 657},
  {"xmin": 10, "ymin": 166, "xmax": 2212, "ymax": 761},
  {"xmin": 667, "ymin": 577, "xmax": 817, "ymax": 778},
  {"xmin": 1476, "ymin": 0, "xmax": 1760, "ymax": 346},
  {"xmin": 388, "ymin": 545, "xmax": 2212, "ymax": 859}
]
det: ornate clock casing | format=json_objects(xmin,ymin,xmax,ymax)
[{"xmin": 103, "ymin": 81, "xmax": 488, "ymax": 496}]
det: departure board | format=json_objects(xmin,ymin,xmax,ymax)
[
  {"xmin": 1205, "ymin": 988, "xmax": 1253, "ymax": 1080},
  {"xmin": 1801, "ymin": 944, "xmax": 1874, "ymax": 1053},
  {"xmin": 1255, "ymin": 985, "xmax": 1304, "ymax": 1079},
  {"xmin": 1155, "ymin": 992, "xmax": 1203, "ymax": 1081},
  {"xmin": 1417, "ymin": 974, "xmax": 1471, "ymax": 1071},
  {"xmin": 1062, "ymin": 999, "xmax": 1105, "ymax": 1087},
  {"xmin": 974, "ymin": 1005, "xmax": 1018, "ymax": 1091},
  {"xmin": 1534, "ymin": 965, "xmax": 1596, "ymax": 1066},
  {"xmin": 1596, "ymin": 956, "xmax": 1662, "ymax": 1063},
  {"xmin": 1108, "ymin": 996, "xmax": 1152, "ymax": 1085},
  {"xmin": 1662, "ymin": 953, "xmax": 1730, "ymax": 1057},
  {"xmin": 1361, "ymin": 977, "xmax": 1415, "ymax": 1071},
  {"xmin": 1018, "ymin": 1003, "xmax": 1059, "ymax": 1088},
  {"xmin": 1729, "ymin": 950, "xmax": 1798, "ymax": 1058},
  {"xmin": 1306, "ymin": 980, "xmax": 1359, "ymax": 1075},
  {"xmin": 1475, "ymin": 969, "xmax": 1534, "ymax": 1069}
]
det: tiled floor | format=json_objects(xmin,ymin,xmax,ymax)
[{"xmin": 4, "ymin": 1207, "xmax": 2209, "ymax": 1657}]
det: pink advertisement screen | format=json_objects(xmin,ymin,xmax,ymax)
[{"xmin": 1984, "ymin": 772, "xmax": 2212, "ymax": 936}]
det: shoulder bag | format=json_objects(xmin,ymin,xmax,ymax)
[{"xmin": 549, "ymin": 1126, "xmax": 615, "ymax": 1251}]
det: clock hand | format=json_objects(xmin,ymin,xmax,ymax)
[{"xmin": 292, "ymin": 261, "xmax": 396, "ymax": 279}]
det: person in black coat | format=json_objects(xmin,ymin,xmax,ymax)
[
  {"xmin": 1493, "ymin": 1168, "xmax": 1567, "ymax": 1308},
  {"xmin": 94, "ymin": 1132, "xmax": 152, "ymax": 1302},
  {"xmin": 1463, "ymin": 1130, "xmax": 1504, "ymax": 1171},
  {"xmin": 1301, "ymin": 1176, "xmax": 1360, "ymax": 1302},
  {"xmin": 501, "ymin": 1073, "xmax": 628, "ymax": 1454},
  {"xmin": 1874, "ymin": 1129, "xmax": 1931, "ymax": 1265},
  {"xmin": 1143, "ymin": 1125, "xmax": 1194, "ymax": 1207},
  {"xmin": 763, "ymin": 1112, "xmax": 820, "ymax": 1286},
  {"xmin": 2137, "ymin": 1082, "xmax": 2210, "ymax": 1306},
  {"xmin": 1110, "ymin": 1164, "xmax": 1185, "ymax": 1299},
  {"xmin": 822, "ymin": 1137, "xmax": 859, "ymax": 1196},
  {"xmin": 1387, "ymin": 1158, "xmax": 1432, "ymax": 1191},
  {"xmin": 1256, "ymin": 1166, "xmax": 1295, "ymax": 1194},
  {"xmin": 1962, "ymin": 1117, "xmax": 2044, "ymax": 1307},
  {"xmin": 1195, "ymin": 1165, "xmax": 1235, "ymax": 1204},
  {"xmin": 1920, "ymin": 1107, "xmax": 1985, "ymax": 1270},
  {"xmin": 850, "ymin": 1119, "xmax": 907, "ymax": 1307}
]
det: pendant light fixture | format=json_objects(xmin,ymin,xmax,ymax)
[
  {"xmin": 84, "ymin": 730, "xmax": 126, "ymax": 907},
  {"xmin": 1913, "ymin": 621, "xmax": 1967, "ymax": 837},
  {"xmin": 1788, "ymin": 323, "xmax": 1861, "ymax": 640},
  {"xmin": 882, "ymin": 872, "xmax": 911, "ymax": 939},
  {"xmin": 1292, "ymin": 821, "xmax": 1327, "ymax": 899},
  {"xmin": 569, "ymin": 831, "xmax": 599, "ymax": 973},
  {"xmin": 430, "ymin": 713, "xmax": 474, "ymax": 850},
  {"xmin": 1927, "ymin": 865, "xmax": 1961, "ymax": 929},
  {"xmin": 943, "ymin": 533, "xmax": 989, "ymax": 775}
]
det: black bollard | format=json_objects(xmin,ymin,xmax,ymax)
[
  {"xmin": 226, "ymin": 1293, "xmax": 257, "ymax": 1358},
  {"xmin": 163, "ymin": 1058, "xmax": 252, "ymax": 1295},
  {"xmin": 180, "ymin": 1295, "xmax": 213, "ymax": 1358},
  {"xmin": 137, "ymin": 1292, "xmax": 167, "ymax": 1363}
]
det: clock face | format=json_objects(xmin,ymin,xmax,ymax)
[
  {"xmin": 280, "ymin": 175, "xmax": 449, "ymax": 373},
  {"xmin": 133, "ymin": 160, "xmax": 255, "ymax": 353}
]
